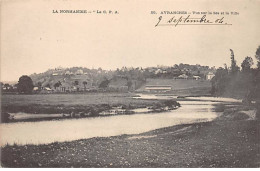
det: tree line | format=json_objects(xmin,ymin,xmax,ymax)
[{"xmin": 211, "ymin": 46, "xmax": 260, "ymax": 102}]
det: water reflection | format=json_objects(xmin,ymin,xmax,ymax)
[{"xmin": 0, "ymin": 99, "xmax": 222, "ymax": 147}]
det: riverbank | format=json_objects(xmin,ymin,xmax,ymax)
[
  {"xmin": 1, "ymin": 93, "xmax": 242, "ymax": 123},
  {"xmin": 1, "ymin": 98, "xmax": 180, "ymax": 123},
  {"xmin": 1, "ymin": 102, "xmax": 259, "ymax": 167}
]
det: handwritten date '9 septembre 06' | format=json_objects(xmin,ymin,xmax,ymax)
[{"xmin": 155, "ymin": 15, "xmax": 232, "ymax": 27}]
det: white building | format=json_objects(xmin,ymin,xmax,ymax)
[
  {"xmin": 193, "ymin": 76, "xmax": 201, "ymax": 80},
  {"xmin": 206, "ymin": 72, "xmax": 215, "ymax": 80},
  {"xmin": 178, "ymin": 74, "xmax": 188, "ymax": 79},
  {"xmin": 75, "ymin": 69, "xmax": 84, "ymax": 75},
  {"xmin": 145, "ymin": 85, "xmax": 172, "ymax": 92}
]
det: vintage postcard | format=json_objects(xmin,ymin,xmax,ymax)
[{"xmin": 0, "ymin": 0, "xmax": 260, "ymax": 168}]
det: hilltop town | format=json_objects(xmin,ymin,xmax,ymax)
[{"xmin": 1, "ymin": 63, "xmax": 216, "ymax": 94}]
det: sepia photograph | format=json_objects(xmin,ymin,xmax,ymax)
[{"xmin": 0, "ymin": 0, "xmax": 260, "ymax": 168}]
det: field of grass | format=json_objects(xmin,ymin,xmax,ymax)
[
  {"xmin": 1, "ymin": 93, "xmax": 161, "ymax": 113},
  {"xmin": 1, "ymin": 79, "xmax": 211, "ymax": 108},
  {"xmin": 1, "ymin": 93, "xmax": 182, "ymax": 122},
  {"xmin": 137, "ymin": 79, "xmax": 211, "ymax": 91},
  {"xmin": 1, "ymin": 93, "xmax": 139, "ymax": 106}
]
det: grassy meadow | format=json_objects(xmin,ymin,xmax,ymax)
[{"xmin": 1, "ymin": 93, "xmax": 182, "ymax": 122}]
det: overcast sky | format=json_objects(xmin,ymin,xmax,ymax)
[{"xmin": 1, "ymin": 0, "xmax": 260, "ymax": 81}]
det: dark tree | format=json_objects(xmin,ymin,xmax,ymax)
[
  {"xmin": 126, "ymin": 80, "xmax": 132, "ymax": 91},
  {"xmin": 211, "ymin": 67, "xmax": 229, "ymax": 96},
  {"xmin": 241, "ymin": 56, "xmax": 254, "ymax": 72},
  {"xmin": 4, "ymin": 83, "xmax": 11, "ymax": 89},
  {"xmin": 17, "ymin": 75, "xmax": 34, "ymax": 94},
  {"xmin": 54, "ymin": 81, "xmax": 62, "ymax": 89},
  {"xmin": 74, "ymin": 81, "xmax": 79, "ymax": 86},
  {"xmin": 83, "ymin": 81, "xmax": 88, "ymax": 91},
  {"xmin": 83, "ymin": 81, "xmax": 88, "ymax": 86},
  {"xmin": 255, "ymin": 45, "xmax": 260, "ymax": 69},
  {"xmin": 99, "ymin": 78, "xmax": 110, "ymax": 89},
  {"xmin": 0, "ymin": 82, "xmax": 3, "ymax": 88},
  {"xmin": 230, "ymin": 49, "xmax": 240, "ymax": 74},
  {"xmin": 223, "ymin": 63, "xmax": 228, "ymax": 71},
  {"xmin": 37, "ymin": 82, "xmax": 42, "ymax": 89}
]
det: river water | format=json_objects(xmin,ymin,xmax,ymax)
[{"xmin": 0, "ymin": 96, "xmax": 236, "ymax": 147}]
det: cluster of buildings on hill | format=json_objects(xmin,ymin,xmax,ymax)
[
  {"xmin": 1, "ymin": 64, "xmax": 216, "ymax": 94},
  {"xmin": 175, "ymin": 72, "xmax": 215, "ymax": 80},
  {"xmin": 32, "ymin": 69, "xmax": 96, "ymax": 93}
]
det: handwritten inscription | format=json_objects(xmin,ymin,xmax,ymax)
[{"xmin": 155, "ymin": 15, "xmax": 231, "ymax": 27}]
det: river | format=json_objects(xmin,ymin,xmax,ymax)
[{"xmin": 0, "ymin": 96, "xmax": 238, "ymax": 147}]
